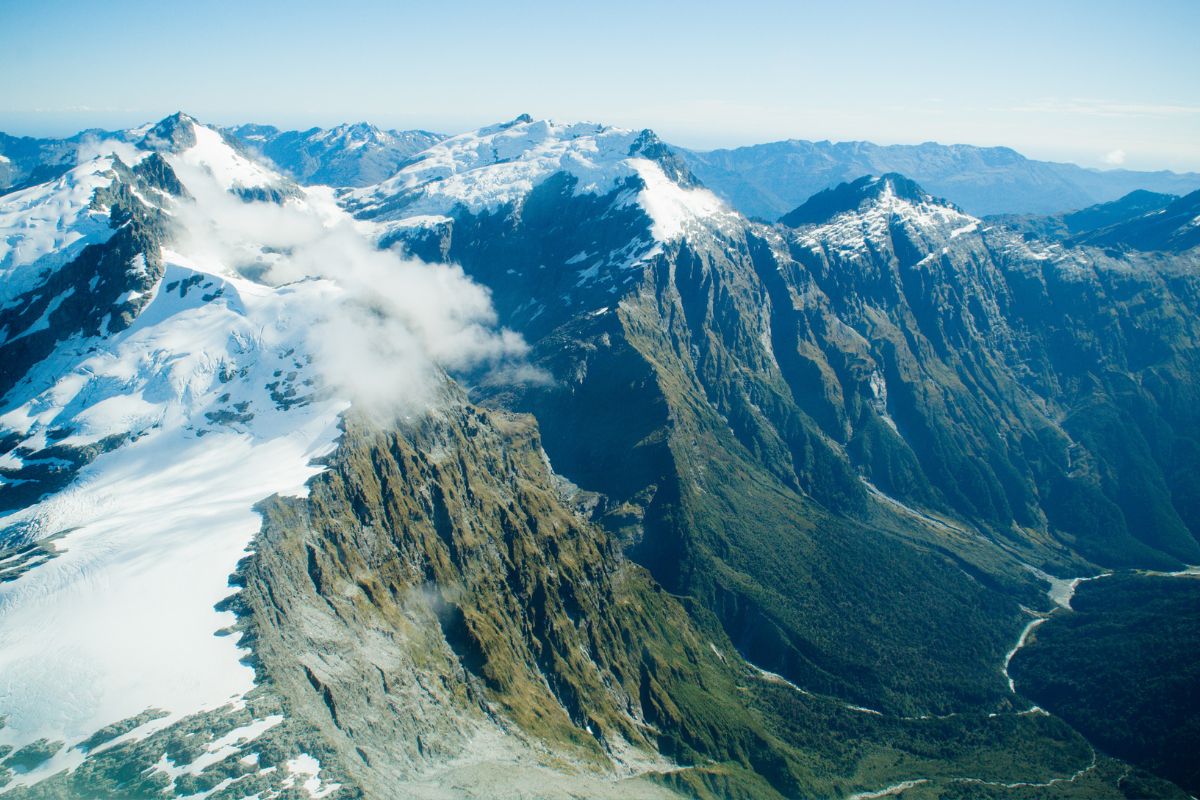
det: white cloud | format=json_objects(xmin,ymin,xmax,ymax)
[
  {"xmin": 75, "ymin": 134, "xmax": 143, "ymax": 165},
  {"xmin": 167, "ymin": 156, "xmax": 528, "ymax": 423},
  {"xmin": 1103, "ymin": 148, "xmax": 1127, "ymax": 166}
]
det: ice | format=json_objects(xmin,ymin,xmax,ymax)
[{"xmin": 630, "ymin": 160, "xmax": 725, "ymax": 240}]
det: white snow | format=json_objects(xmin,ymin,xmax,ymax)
[
  {"xmin": 0, "ymin": 256, "xmax": 348, "ymax": 777},
  {"xmin": 793, "ymin": 177, "xmax": 979, "ymax": 259},
  {"xmin": 172, "ymin": 123, "xmax": 281, "ymax": 193},
  {"xmin": 630, "ymin": 159, "xmax": 725, "ymax": 240},
  {"xmin": 2, "ymin": 287, "xmax": 74, "ymax": 344},
  {"xmin": 348, "ymin": 117, "xmax": 730, "ymax": 243},
  {"xmin": 282, "ymin": 753, "xmax": 340, "ymax": 797},
  {"xmin": 153, "ymin": 715, "xmax": 284, "ymax": 781},
  {"xmin": 0, "ymin": 157, "xmax": 118, "ymax": 306},
  {"xmin": 0, "ymin": 116, "xmax": 524, "ymax": 791}
]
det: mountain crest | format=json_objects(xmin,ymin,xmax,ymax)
[
  {"xmin": 326, "ymin": 121, "xmax": 386, "ymax": 140},
  {"xmin": 779, "ymin": 172, "xmax": 956, "ymax": 226},
  {"xmin": 138, "ymin": 111, "xmax": 199, "ymax": 153},
  {"xmin": 628, "ymin": 128, "xmax": 699, "ymax": 187}
]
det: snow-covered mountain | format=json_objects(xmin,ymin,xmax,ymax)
[
  {"xmin": 3, "ymin": 111, "xmax": 1200, "ymax": 799},
  {"xmin": 0, "ymin": 113, "xmax": 526, "ymax": 796},
  {"xmin": 345, "ymin": 115, "xmax": 739, "ymax": 339},
  {"xmin": 223, "ymin": 122, "xmax": 445, "ymax": 187},
  {"xmin": 346, "ymin": 115, "xmax": 729, "ymax": 233}
]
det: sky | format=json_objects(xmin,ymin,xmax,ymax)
[{"xmin": 1, "ymin": 0, "xmax": 1198, "ymax": 171}]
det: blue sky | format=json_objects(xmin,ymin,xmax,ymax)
[{"xmin": 2, "ymin": 0, "xmax": 1198, "ymax": 170}]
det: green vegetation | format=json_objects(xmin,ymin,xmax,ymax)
[{"xmin": 1009, "ymin": 574, "xmax": 1200, "ymax": 796}]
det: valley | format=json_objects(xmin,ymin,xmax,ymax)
[{"xmin": 0, "ymin": 111, "xmax": 1197, "ymax": 798}]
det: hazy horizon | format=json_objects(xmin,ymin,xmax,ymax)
[
  {"xmin": 2, "ymin": 0, "xmax": 1198, "ymax": 172},
  {"xmin": 4, "ymin": 109, "xmax": 1200, "ymax": 177}
]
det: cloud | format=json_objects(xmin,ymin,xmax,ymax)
[
  {"xmin": 75, "ymin": 134, "xmax": 143, "ymax": 165},
  {"xmin": 1103, "ymin": 149, "xmax": 1127, "ymax": 166},
  {"xmin": 166, "ymin": 155, "xmax": 528, "ymax": 423}
]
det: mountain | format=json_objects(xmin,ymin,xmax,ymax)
[
  {"xmin": 988, "ymin": 189, "xmax": 1180, "ymax": 240},
  {"xmin": 1069, "ymin": 188, "xmax": 1200, "ymax": 252},
  {"xmin": 223, "ymin": 122, "xmax": 446, "ymax": 187},
  {"xmin": 1059, "ymin": 189, "xmax": 1181, "ymax": 234},
  {"xmin": 360, "ymin": 117, "xmax": 1200, "ymax": 787},
  {"xmin": 991, "ymin": 188, "xmax": 1200, "ymax": 252},
  {"xmin": 0, "ymin": 130, "xmax": 124, "ymax": 194},
  {"xmin": 1, "ymin": 113, "xmax": 1198, "ymax": 798},
  {"xmin": 680, "ymin": 138, "xmax": 1200, "ymax": 218},
  {"xmin": 777, "ymin": 172, "xmax": 956, "ymax": 226}
]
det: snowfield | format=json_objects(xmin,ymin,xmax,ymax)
[
  {"xmin": 0, "ymin": 156, "xmax": 122, "ymax": 307},
  {"xmin": 0, "ymin": 254, "xmax": 349, "ymax": 785},
  {"xmin": 348, "ymin": 116, "xmax": 733, "ymax": 242},
  {"xmin": 0, "ymin": 115, "xmax": 521, "ymax": 788}
]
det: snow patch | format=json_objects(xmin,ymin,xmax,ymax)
[
  {"xmin": 283, "ymin": 753, "xmax": 339, "ymax": 798},
  {"xmin": 630, "ymin": 159, "xmax": 725, "ymax": 240}
]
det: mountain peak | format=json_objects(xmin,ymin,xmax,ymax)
[
  {"xmin": 330, "ymin": 121, "xmax": 384, "ymax": 138},
  {"xmin": 491, "ymin": 113, "xmax": 535, "ymax": 131},
  {"xmin": 628, "ymin": 128, "xmax": 699, "ymax": 187},
  {"xmin": 139, "ymin": 111, "xmax": 199, "ymax": 153},
  {"xmin": 779, "ymin": 173, "xmax": 955, "ymax": 226}
]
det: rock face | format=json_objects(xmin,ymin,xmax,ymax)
[
  {"xmin": 0, "ymin": 390, "xmax": 1106, "ymax": 799},
  {"xmin": 0, "ymin": 132, "xmax": 92, "ymax": 194},
  {"xmin": 233, "ymin": 401, "xmax": 701, "ymax": 797},
  {"xmin": 776, "ymin": 178, "xmax": 1200, "ymax": 570},
  {"xmin": 377, "ymin": 130, "xmax": 1200, "ymax": 730},
  {"xmin": 0, "ymin": 154, "xmax": 175, "ymax": 395},
  {"xmin": 2, "ymin": 114, "xmax": 1199, "ymax": 798},
  {"xmin": 680, "ymin": 139, "xmax": 1200, "ymax": 218}
]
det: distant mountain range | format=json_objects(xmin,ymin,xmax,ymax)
[
  {"xmin": 223, "ymin": 122, "xmax": 445, "ymax": 187},
  {"xmin": 6, "ymin": 123, "xmax": 1200, "ymax": 219},
  {"xmin": 0, "ymin": 130, "xmax": 95, "ymax": 192},
  {"xmin": 0, "ymin": 122, "xmax": 445, "ymax": 194},
  {"xmin": 679, "ymin": 139, "xmax": 1200, "ymax": 218}
]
